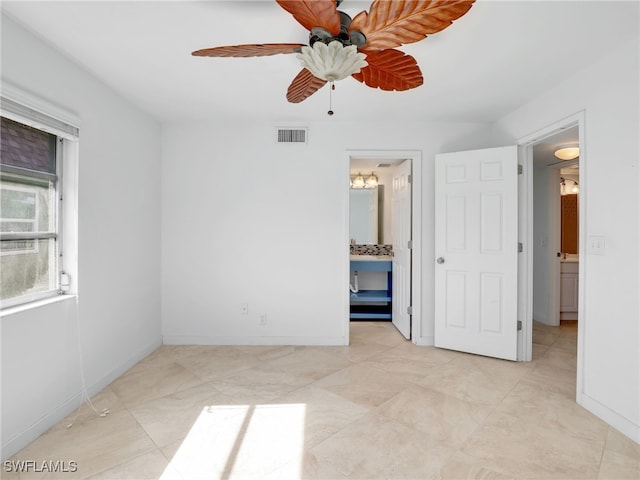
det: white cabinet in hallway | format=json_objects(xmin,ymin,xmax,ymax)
[{"xmin": 560, "ymin": 261, "xmax": 579, "ymax": 319}]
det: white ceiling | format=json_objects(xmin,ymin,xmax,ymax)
[{"xmin": 2, "ymin": 1, "xmax": 638, "ymax": 126}]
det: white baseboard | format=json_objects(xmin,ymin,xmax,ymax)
[
  {"xmin": 1, "ymin": 393, "xmax": 81, "ymax": 462},
  {"xmin": 579, "ymin": 393, "xmax": 640, "ymax": 445},
  {"xmin": 1, "ymin": 337, "xmax": 161, "ymax": 461},
  {"xmin": 83, "ymin": 337, "xmax": 163, "ymax": 397},
  {"xmin": 162, "ymin": 335, "xmax": 346, "ymax": 346}
]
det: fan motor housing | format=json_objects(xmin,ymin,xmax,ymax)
[{"xmin": 308, "ymin": 11, "xmax": 366, "ymax": 49}]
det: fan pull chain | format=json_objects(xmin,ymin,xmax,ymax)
[{"xmin": 328, "ymin": 82, "xmax": 335, "ymax": 116}]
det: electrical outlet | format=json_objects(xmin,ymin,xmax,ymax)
[
  {"xmin": 240, "ymin": 303, "xmax": 249, "ymax": 315},
  {"xmin": 259, "ymin": 314, "xmax": 267, "ymax": 326}
]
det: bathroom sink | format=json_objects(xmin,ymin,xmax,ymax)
[{"xmin": 350, "ymin": 254, "xmax": 392, "ymax": 262}]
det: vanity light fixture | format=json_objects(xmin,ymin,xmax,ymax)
[
  {"xmin": 560, "ymin": 177, "xmax": 579, "ymax": 195},
  {"xmin": 365, "ymin": 173, "xmax": 378, "ymax": 188},
  {"xmin": 554, "ymin": 145, "xmax": 580, "ymax": 160},
  {"xmin": 351, "ymin": 173, "xmax": 365, "ymax": 188},
  {"xmin": 350, "ymin": 172, "xmax": 378, "ymax": 189}
]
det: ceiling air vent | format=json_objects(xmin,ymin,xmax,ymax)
[{"xmin": 277, "ymin": 127, "xmax": 307, "ymax": 144}]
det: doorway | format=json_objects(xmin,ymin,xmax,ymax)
[
  {"xmin": 519, "ymin": 113, "xmax": 584, "ymax": 400},
  {"xmin": 531, "ymin": 125, "xmax": 580, "ymax": 328},
  {"xmin": 345, "ymin": 150, "xmax": 422, "ymax": 344}
]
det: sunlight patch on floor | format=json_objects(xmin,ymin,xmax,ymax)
[{"xmin": 160, "ymin": 403, "xmax": 307, "ymax": 479}]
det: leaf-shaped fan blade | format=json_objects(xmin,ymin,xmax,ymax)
[
  {"xmin": 352, "ymin": 49, "xmax": 423, "ymax": 91},
  {"xmin": 276, "ymin": 0, "xmax": 341, "ymax": 36},
  {"xmin": 287, "ymin": 69, "xmax": 328, "ymax": 103},
  {"xmin": 192, "ymin": 43, "xmax": 305, "ymax": 57},
  {"xmin": 350, "ymin": 0, "xmax": 475, "ymax": 51}
]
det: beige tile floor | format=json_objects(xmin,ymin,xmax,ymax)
[{"xmin": 5, "ymin": 321, "xmax": 639, "ymax": 480}]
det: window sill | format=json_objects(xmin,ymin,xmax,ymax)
[{"xmin": 0, "ymin": 294, "xmax": 77, "ymax": 318}]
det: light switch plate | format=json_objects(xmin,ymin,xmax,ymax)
[{"xmin": 588, "ymin": 235, "xmax": 605, "ymax": 255}]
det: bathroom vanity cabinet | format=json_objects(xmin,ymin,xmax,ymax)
[
  {"xmin": 349, "ymin": 256, "xmax": 392, "ymax": 320},
  {"xmin": 560, "ymin": 260, "xmax": 579, "ymax": 319}
]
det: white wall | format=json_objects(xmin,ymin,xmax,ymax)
[
  {"xmin": 532, "ymin": 166, "xmax": 556, "ymax": 325},
  {"xmin": 161, "ymin": 120, "xmax": 498, "ymax": 345},
  {"xmin": 1, "ymin": 16, "xmax": 162, "ymax": 459},
  {"xmin": 494, "ymin": 37, "xmax": 640, "ymax": 442}
]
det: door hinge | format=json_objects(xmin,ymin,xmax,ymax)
[
  {"xmin": 518, "ymin": 242, "xmax": 523, "ymax": 253},
  {"xmin": 517, "ymin": 320, "xmax": 523, "ymax": 331},
  {"xmin": 407, "ymin": 240, "xmax": 413, "ymax": 249},
  {"xmin": 518, "ymin": 164, "xmax": 523, "ymax": 175},
  {"xmin": 407, "ymin": 306, "xmax": 413, "ymax": 315},
  {"xmin": 408, "ymin": 174, "xmax": 412, "ymax": 184}
]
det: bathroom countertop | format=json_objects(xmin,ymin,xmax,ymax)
[
  {"xmin": 560, "ymin": 254, "xmax": 579, "ymax": 263},
  {"xmin": 350, "ymin": 254, "xmax": 392, "ymax": 262}
]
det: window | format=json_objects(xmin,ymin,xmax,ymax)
[{"xmin": 1, "ymin": 97, "xmax": 78, "ymax": 309}]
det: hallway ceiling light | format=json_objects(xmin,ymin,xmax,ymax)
[{"xmin": 554, "ymin": 145, "xmax": 580, "ymax": 160}]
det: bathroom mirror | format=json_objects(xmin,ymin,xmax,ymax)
[{"xmin": 350, "ymin": 188, "xmax": 378, "ymax": 244}]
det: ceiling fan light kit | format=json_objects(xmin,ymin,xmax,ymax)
[
  {"xmin": 192, "ymin": 0, "xmax": 476, "ymax": 113},
  {"xmin": 297, "ymin": 41, "xmax": 368, "ymax": 82}
]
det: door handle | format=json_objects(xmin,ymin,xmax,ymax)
[{"xmin": 436, "ymin": 257, "xmax": 445, "ymax": 264}]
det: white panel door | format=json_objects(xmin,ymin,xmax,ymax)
[
  {"xmin": 435, "ymin": 146, "xmax": 518, "ymax": 360},
  {"xmin": 392, "ymin": 160, "xmax": 412, "ymax": 339}
]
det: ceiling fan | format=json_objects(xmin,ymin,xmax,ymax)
[{"xmin": 192, "ymin": 0, "xmax": 475, "ymax": 110}]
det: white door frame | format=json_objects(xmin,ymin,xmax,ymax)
[
  {"xmin": 517, "ymin": 111, "xmax": 586, "ymax": 403},
  {"xmin": 343, "ymin": 150, "xmax": 422, "ymax": 344}
]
